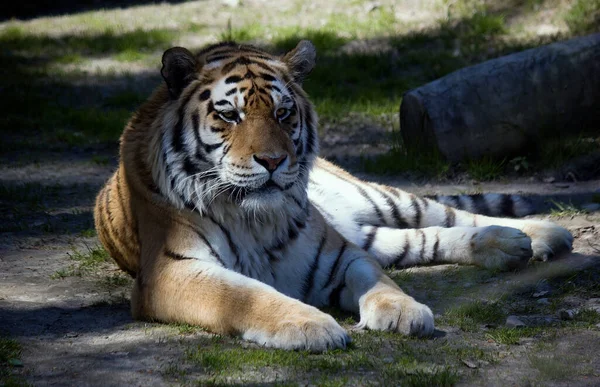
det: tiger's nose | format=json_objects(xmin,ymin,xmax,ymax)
[{"xmin": 253, "ymin": 154, "xmax": 287, "ymax": 172}]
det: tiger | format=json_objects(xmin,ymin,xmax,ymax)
[{"xmin": 94, "ymin": 40, "xmax": 574, "ymax": 351}]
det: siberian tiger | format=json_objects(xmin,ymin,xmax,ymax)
[{"xmin": 94, "ymin": 40, "xmax": 573, "ymax": 351}]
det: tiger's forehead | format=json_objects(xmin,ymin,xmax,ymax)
[{"xmin": 200, "ymin": 48, "xmax": 293, "ymax": 110}]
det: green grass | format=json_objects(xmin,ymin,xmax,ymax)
[
  {"xmin": 564, "ymin": 0, "xmax": 600, "ymax": 35},
  {"xmin": 440, "ymin": 300, "xmax": 506, "ymax": 332},
  {"xmin": 182, "ymin": 333, "xmax": 465, "ymax": 385},
  {"xmin": 0, "ymin": 26, "xmax": 177, "ymax": 58},
  {"xmin": 549, "ymin": 200, "xmax": 585, "ymax": 218},
  {"xmin": 52, "ymin": 245, "xmax": 111, "ymax": 279},
  {"xmin": 465, "ymin": 157, "xmax": 506, "ymax": 181},
  {"xmin": 485, "ymin": 327, "xmax": 543, "ymax": 345},
  {"xmin": 0, "ymin": 337, "xmax": 26, "ymax": 386},
  {"xmin": 363, "ymin": 140, "xmax": 450, "ymax": 177}
]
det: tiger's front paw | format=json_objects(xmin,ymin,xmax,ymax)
[
  {"xmin": 522, "ymin": 221, "xmax": 574, "ymax": 261},
  {"xmin": 243, "ymin": 305, "xmax": 350, "ymax": 352},
  {"xmin": 358, "ymin": 292, "xmax": 434, "ymax": 337},
  {"xmin": 471, "ymin": 226, "xmax": 533, "ymax": 270}
]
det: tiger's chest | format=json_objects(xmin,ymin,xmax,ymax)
[{"xmin": 192, "ymin": 213, "xmax": 320, "ymax": 299}]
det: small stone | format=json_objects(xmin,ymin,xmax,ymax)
[
  {"xmin": 559, "ymin": 309, "xmax": 577, "ymax": 320},
  {"xmin": 536, "ymin": 298, "xmax": 551, "ymax": 305},
  {"xmin": 543, "ymin": 177, "xmax": 556, "ymax": 183},
  {"xmin": 461, "ymin": 359, "xmax": 478, "ymax": 369},
  {"xmin": 532, "ymin": 290, "xmax": 550, "ymax": 298},
  {"xmin": 506, "ymin": 315, "xmax": 526, "ymax": 328}
]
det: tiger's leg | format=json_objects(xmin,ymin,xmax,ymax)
[
  {"xmin": 309, "ymin": 158, "xmax": 572, "ymax": 263},
  {"xmin": 315, "ymin": 239, "xmax": 435, "ymax": 336},
  {"xmin": 356, "ymin": 224, "xmax": 533, "ymax": 270},
  {"xmin": 132, "ymin": 255, "xmax": 350, "ymax": 351}
]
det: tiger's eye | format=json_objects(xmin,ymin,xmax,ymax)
[
  {"xmin": 275, "ymin": 108, "xmax": 290, "ymax": 120},
  {"xmin": 219, "ymin": 111, "xmax": 238, "ymax": 122}
]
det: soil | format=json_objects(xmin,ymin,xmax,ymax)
[{"xmin": 1, "ymin": 1, "xmax": 600, "ymax": 386}]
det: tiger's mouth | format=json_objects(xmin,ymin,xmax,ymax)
[{"xmin": 228, "ymin": 179, "xmax": 294, "ymax": 201}]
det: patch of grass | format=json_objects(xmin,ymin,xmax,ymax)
[
  {"xmin": 169, "ymin": 323, "xmax": 205, "ymax": 336},
  {"xmin": 440, "ymin": 300, "xmax": 505, "ymax": 332},
  {"xmin": 485, "ymin": 327, "xmax": 543, "ymax": 345},
  {"xmin": 564, "ymin": 0, "xmax": 600, "ymax": 35},
  {"xmin": 0, "ymin": 337, "xmax": 21, "ymax": 364},
  {"xmin": 52, "ymin": 245, "xmax": 110, "ymax": 278},
  {"xmin": 0, "ymin": 26, "xmax": 177, "ymax": 57},
  {"xmin": 529, "ymin": 352, "xmax": 578, "ymax": 381},
  {"xmin": 537, "ymin": 136, "xmax": 599, "ymax": 169},
  {"xmin": 363, "ymin": 140, "xmax": 450, "ymax": 177},
  {"xmin": 98, "ymin": 272, "xmax": 132, "ymax": 289},
  {"xmin": 572, "ymin": 308, "xmax": 600, "ymax": 326},
  {"xmin": 381, "ymin": 364, "xmax": 459, "ymax": 387},
  {"xmin": 0, "ymin": 336, "xmax": 26, "ymax": 386},
  {"xmin": 465, "ymin": 157, "xmax": 506, "ymax": 181},
  {"xmin": 549, "ymin": 200, "xmax": 584, "ymax": 218}
]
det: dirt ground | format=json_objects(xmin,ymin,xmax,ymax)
[
  {"xmin": 1, "ymin": 0, "xmax": 600, "ymax": 386},
  {"xmin": 1, "ymin": 141, "xmax": 600, "ymax": 386}
]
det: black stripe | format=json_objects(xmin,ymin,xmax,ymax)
[
  {"xmin": 260, "ymin": 72, "xmax": 276, "ymax": 81},
  {"xmin": 164, "ymin": 249, "xmax": 195, "ymax": 261},
  {"xmin": 183, "ymin": 157, "xmax": 201, "ymax": 175},
  {"xmin": 265, "ymin": 249, "xmax": 280, "ymax": 263},
  {"xmin": 182, "ymin": 224, "xmax": 226, "ymax": 267},
  {"xmin": 370, "ymin": 184, "xmax": 409, "ymax": 228},
  {"xmin": 323, "ymin": 242, "xmax": 347, "ymax": 289},
  {"xmin": 328, "ymin": 256, "xmax": 361, "ymax": 307},
  {"xmin": 363, "ymin": 226, "xmax": 377, "ymax": 251},
  {"xmin": 225, "ymin": 88, "xmax": 237, "ymax": 96},
  {"xmin": 418, "ymin": 230, "xmax": 426, "ymax": 261},
  {"xmin": 199, "ymin": 89, "xmax": 211, "ymax": 101},
  {"xmin": 206, "ymin": 54, "xmax": 232, "ymax": 63},
  {"xmin": 302, "ymin": 233, "xmax": 328, "ymax": 302},
  {"xmin": 324, "ymin": 169, "xmax": 385, "ymax": 225},
  {"xmin": 410, "ymin": 195, "xmax": 422, "ymax": 227},
  {"xmin": 471, "ymin": 194, "xmax": 490, "ymax": 215},
  {"xmin": 172, "ymin": 84, "xmax": 201, "ymax": 152},
  {"xmin": 431, "ymin": 234, "xmax": 440, "ymax": 262},
  {"xmin": 501, "ymin": 194, "xmax": 516, "ymax": 217},
  {"xmin": 215, "ymin": 99, "xmax": 231, "ymax": 106},
  {"xmin": 391, "ymin": 237, "xmax": 410, "ymax": 268},
  {"xmin": 225, "ymin": 75, "xmax": 243, "ymax": 84},
  {"xmin": 209, "ymin": 215, "xmax": 240, "ymax": 268},
  {"xmin": 444, "ymin": 206, "xmax": 456, "ymax": 228}
]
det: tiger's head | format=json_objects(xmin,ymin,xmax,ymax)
[{"xmin": 151, "ymin": 41, "xmax": 318, "ymax": 216}]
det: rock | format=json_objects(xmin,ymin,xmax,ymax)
[
  {"xmin": 559, "ymin": 309, "xmax": 577, "ymax": 320},
  {"xmin": 543, "ymin": 177, "xmax": 556, "ymax": 183},
  {"xmin": 461, "ymin": 359, "xmax": 478, "ymax": 369},
  {"xmin": 506, "ymin": 315, "xmax": 526, "ymax": 328},
  {"xmin": 532, "ymin": 290, "xmax": 550, "ymax": 298},
  {"xmin": 536, "ymin": 298, "xmax": 551, "ymax": 305},
  {"xmin": 553, "ymin": 183, "xmax": 571, "ymax": 189}
]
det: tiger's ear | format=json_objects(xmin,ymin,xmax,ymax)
[
  {"xmin": 282, "ymin": 40, "xmax": 316, "ymax": 84},
  {"xmin": 161, "ymin": 47, "xmax": 198, "ymax": 99}
]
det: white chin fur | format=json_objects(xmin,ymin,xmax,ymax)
[{"xmin": 239, "ymin": 191, "xmax": 286, "ymax": 213}]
